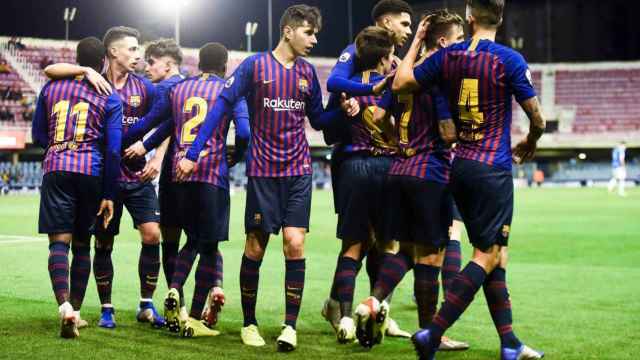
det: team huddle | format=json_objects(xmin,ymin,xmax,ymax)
[{"xmin": 35, "ymin": 0, "xmax": 546, "ymax": 359}]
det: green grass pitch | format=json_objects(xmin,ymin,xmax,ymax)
[{"xmin": 0, "ymin": 187, "xmax": 638, "ymax": 359}]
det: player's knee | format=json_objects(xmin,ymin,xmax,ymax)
[
  {"xmin": 245, "ymin": 231, "xmax": 267, "ymax": 260},
  {"xmin": 198, "ymin": 241, "xmax": 218, "ymax": 257},
  {"xmin": 472, "ymin": 245, "xmax": 501, "ymax": 272},
  {"xmin": 341, "ymin": 240, "xmax": 362, "ymax": 260},
  {"xmin": 140, "ymin": 225, "xmax": 161, "ymax": 245},
  {"xmin": 283, "ymin": 229, "xmax": 305, "ymax": 259}
]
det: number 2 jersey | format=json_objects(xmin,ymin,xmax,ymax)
[{"xmin": 413, "ymin": 38, "xmax": 537, "ymax": 171}]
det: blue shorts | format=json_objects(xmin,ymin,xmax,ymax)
[
  {"xmin": 245, "ymin": 175, "xmax": 312, "ymax": 235},
  {"xmin": 38, "ymin": 171, "xmax": 101, "ymax": 237},
  {"xmin": 95, "ymin": 181, "xmax": 160, "ymax": 236},
  {"xmin": 450, "ymin": 158, "xmax": 513, "ymax": 250},
  {"xmin": 386, "ymin": 175, "xmax": 452, "ymax": 248},
  {"xmin": 336, "ymin": 153, "xmax": 391, "ymax": 242},
  {"xmin": 177, "ymin": 182, "xmax": 229, "ymax": 243}
]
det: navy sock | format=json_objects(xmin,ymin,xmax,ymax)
[
  {"xmin": 414, "ymin": 264, "xmax": 440, "ymax": 328},
  {"xmin": 373, "ymin": 251, "xmax": 413, "ymax": 302},
  {"xmin": 284, "ymin": 259, "xmax": 305, "ymax": 329},
  {"xmin": 169, "ymin": 239, "xmax": 197, "ymax": 292},
  {"xmin": 240, "ymin": 255, "xmax": 262, "ymax": 327},
  {"xmin": 70, "ymin": 245, "xmax": 91, "ymax": 310},
  {"xmin": 366, "ymin": 247, "xmax": 381, "ymax": 295},
  {"xmin": 190, "ymin": 251, "xmax": 217, "ymax": 319},
  {"xmin": 334, "ymin": 256, "xmax": 359, "ymax": 317},
  {"xmin": 48, "ymin": 242, "xmax": 70, "ymax": 306},
  {"xmin": 161, "ymin": 241, "xmax": 179, "ymax": 288},
  {"xmin": 442, "ymin": 240, "xmax": 462, "ymax": 295},
  {"xmin": 483, "ymin": 268, "xmax": 522, "ymax": 348},
  {"xmin": 214, "ymin": 250, "xmax": 223, "ymax": 288},
  {"xmin": 93, "ymin": 246, "xmax": 113, "ymax": 305},
  {"xmin": 139, "ymin": 243, "xmax": 160, "ymax": 299},
  {"xmin": 430, "ymin": 261, "xmax": 487, "ymax": 340}
]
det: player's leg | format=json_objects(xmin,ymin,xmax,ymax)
[
  {"xmin": 276, "ymin": 174, "xmax": 312, "ymax": 352},
  {"xmin": 158, "ymin": 148, "xmax": 182, "ymax": 288},
  {"xmin": 331, "ymin": 240, "xmax": 362, "ymax": 343},
  {"xmin": 93, "ymin": 183, "xmax": 124, "ymax": 329},
  {"xmin": 618, "ymin": 167, "xmax": 627, "ymax": 196},
  {"xmin": 124, "ymin": 182, "xmax": 164, "ymax": 326},
  {"xmin": 39, "ymin": 172, "xmax": 78, "ymax": 338},
  {"xmin": 442, "ymin": 200, "xmax": 464, "ymax": 294}
]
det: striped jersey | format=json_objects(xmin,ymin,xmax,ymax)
[
  {"xmin": 380, "ymin": 85, "xmax": 451, "ymax": 183},
  {"xmin": 414, "ymin": 38, "xmax": 537, "ymax": 171},
  {"xmin": 186, "ymin": 52, "xmax": 325, "ymax": 177},
  {"xmin": 170, "ymin": 73, "xmax": 249, "ymax": 188},
  {"xmin": 110, "ymin": 72, "xmax": 155, "ymax": 182},
  {"xmin": 346, "ymin": 71, "xmax": 397, "ymax": 155},
  {"xmin": 35, "ymin": 77, "xmax": 121, "ymax": 177}
]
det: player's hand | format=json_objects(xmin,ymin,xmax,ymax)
[
  {"xmin": 84, "ymin": 67, "xmax": 112, "ymax": 96},
  {"xmin": 97, "ymin": 199, "xmax": 114, "ymax": 229},
  {"xmin": 438, "ymin": 119, "xmax": 457, "ymax": 147},
  {"xmin": 176, "ymin": 158, "xmax": 196, "ymax": 182},
  {"xmin": 339, "ymin": 93, "xmax": 360, "ymax": 117},
  {"xmin": 415, "ymin": 15, "xmax": 431, "ymax": 41},
  {"xmin": 124, "ymin": 141, "xmax": 147, "ymax": 159},
  {"xmin": 140, "ymin": 156, "xmax": 162, "ymax": 182},
  {"xmin": 512, "ymin": 137, "xmax": 538, "ymax": 164}
]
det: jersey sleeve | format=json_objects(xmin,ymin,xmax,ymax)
[
  {"xmin": 327, "ymin": 45, "xmax": 374, "ymax": 96},
  {"xmin": 123, "ymin": 80, "xmax": 173, "ymax": 147},
  {"xmin": 186, "ymin": 57, "xmax": 256, "ymax": 162},
  {"xmin": 32, "ymin": 87, "xmax": 49, "ymax": 148},
  {"xmin": 305, "ymin": 66, "xmax": 328, "ymax": 130},
  {"xmin": 506, "ymin": 51, "xmax": 537, "ymax": 103},
  {"xmin": 102, "ymin": 93, "xmax": 123, "ymax": 200},
  {"xmin": 142, "ymin": 77, "xmax": 157, "ymax": 106},
  {"xmin": 142, "ymin": 119, "xmax": 173, "ymax": 151},
  {"xmin": 229, "ymin": 98, "xmax": 251, "ymax": 163},
  {"xmin": 413, "ymin": 49, "xmax": 445, "ymax": 90}
]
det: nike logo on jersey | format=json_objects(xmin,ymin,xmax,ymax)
[{"xmin": 263, "ymin": 79, "xmax": 275, "ymax": 84}]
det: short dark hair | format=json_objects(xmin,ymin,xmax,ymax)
[
  {"xmin": 199, "ymin": 42, "xmax": 228, "ymax": 75},
  {"xmin": 355, "ymin": 26, "xmax": 394, "ymax": 71},
  {"xmin": 465, "ymin": 0, "xmax": 505, "ymax": 27},
  {"xmin": 145, "ymin": 38, "xmax": 183, "ymax": 65},
  {"xmin": 371, "ymin": 0, "xmax": 413, "ymax": 22},
  {"xmin": 102, "ymin": 26, "xmax": 141, "ymax": 49},
  {"xmin": 76, "ymin": 37, "xmax": 106, "ymax": 72},
  {"xmin": 423, "ymin": 9, "xmax": 464, "ymax": 50},
  {"xmin": 279, "ymin": 4, "xmax": 322, "ymax": 37}
]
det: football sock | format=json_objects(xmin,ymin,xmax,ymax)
[
  {"xmin": 93, "ymin": 246, "xmax": 114, "ymax": 305},
  {"xmin": 161, "ymin": 241, "xmax": 179, "ymax": 287},
  {"xmin": 70, "ymin": 244, "xmax": 91, "ymax": 310},
  {"xmin": 284, "ymin": 258, "xmax": 306, "ymax": 329},
  {"xmin": 483, "ymin": 267, "xmax": 522, "ymax": 349},
  {"xmin": 430, "ymin": 261, "xmax": 486, "ymax": 340},
  {"xmin": 329, "ymin": 257, "xmax": 340, "ymax": 301},
  {"xmin": 240, "ymin": 255, "xmax": 262, "ymax": 327},
  {"xmin": 48, "ymin": 241, "xmax": 70, "ymax": 306},
  {"xmin": 373, "ymin": 251, "xmax": 413, "ymax": 302},
  {"xmin": 334, "ymin": 256, "xmax": 358, "ymax": 317},
  {"xmin": 442, "ymin": 240, "xmax": 462, "ymax": 295},
  {"xmin": 139, "ymin": 243, "xmax": 160, "ymax": 299},
  {"xmin": 365, "ymin": 247, "xmax": 381, "ymax": 294},
  {"xmin": 190, "ymin": 248, "xmax": 217, "ymax": 319},
  {"xmin": 414, "ymin": 264, "xmax": 440, "ymax": 328},
  {"xmin": 169, "ymin": 239, "xmax": 197, "ymax": 293},
  {"xmin": 214, "ymin": 250, "xmax": 223, "ymax": 288}
]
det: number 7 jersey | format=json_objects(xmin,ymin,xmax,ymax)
[{"xmin": 414, "ymin": 38, "xmax": 537, "ymax": 171}]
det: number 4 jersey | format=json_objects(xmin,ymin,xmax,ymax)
[{"xmin": 413, "ymin": 37, "xmax": 537, "ymax": 171}]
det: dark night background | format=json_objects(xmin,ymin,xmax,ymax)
[{"xmin": 1, "ymin": 0, "xmax": 638, "ymax": 63}]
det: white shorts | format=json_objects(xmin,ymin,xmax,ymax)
[{"xmin": 613, "ymin": 167, "xmax": 627, "ymax": 181}]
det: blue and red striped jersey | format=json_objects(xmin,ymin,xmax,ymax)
[
  {"xmin": 111, "ymin": 72, "xmax": 155, "ymax": 182},
  {"xmin": 346, "ymin": 71, "xmax": 397, "ymax": 155},
  {"xmin": 414, "ymin": 38, "xmax": 537, "ymax": 171},
  {"xmin": 380, "ymin": 84, "xmax": 451, "ymax": 183},
  {"xmin": 170, "ymin": 73, "xmax": 249, "ymax": 188},
  {"xmin": 32, "ymin": 76, "xmax": 123, "ymax": 199},
  {"xmin": 186, "ymin": 52, "xmax": 328, "ymax": 178}
]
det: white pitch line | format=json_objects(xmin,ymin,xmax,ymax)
[{"xmin": 0, "ymin": 234, "xmax": 47, "ymax": 244}]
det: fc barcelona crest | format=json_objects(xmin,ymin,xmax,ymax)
[
  {"xmin": 298, "ymin": 79, "xmax": 309, "ymax": 92},
  {"xmin": 129, "ymin": 95, "xmax": 141, "ymax": 107}
]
